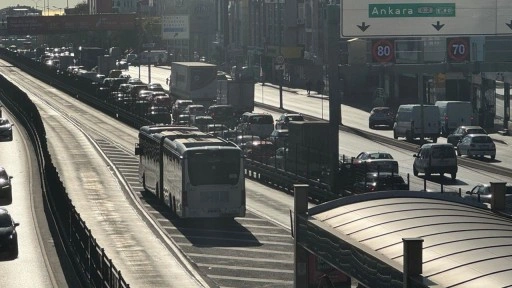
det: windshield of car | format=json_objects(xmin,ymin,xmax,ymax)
[
  {"xmin": 287, "ymin": 115, "xmax": 304, "ymax": 121},
  {"xmin": 0, "ymin": 214, "xmax": 12, "ymax": 227},
  {"xmin": 431, "ymin": 146, "xmax": 455, "ymax": 158},
  {"xmin": 249, "ymin": 115, "xmax": 273, "ymax": 124},
  {"xmin": 368, "ymin": 153, "xmax": 393, "ymax": 159},
  {"xmin": 0, "ymin": 169, "xmax": 6, "ymax": 178},
  {"xmin": 467, "ymin": 128, "xmax": 487, "ymax": 135},
  {"xmin": 373, "ymin": 108, "xmax": 390, "ymax": 114}
]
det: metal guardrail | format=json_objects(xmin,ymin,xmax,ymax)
[{"xmin": 0, "ymin": 68, "xmax": 130, "ymax": 288}]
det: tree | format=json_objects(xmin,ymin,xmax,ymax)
[{"xmin": 73, "ymin": 2, "xmax": 89, "ymax": 15}]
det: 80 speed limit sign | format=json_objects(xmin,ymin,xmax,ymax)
[{"xmin": 372, "ymin": 39, "xmax": 395, "ymax": 63}]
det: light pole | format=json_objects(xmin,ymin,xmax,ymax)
[
  {"xmin": 52, "ymin": 6, "xmax": 63, "ymax": 15},
  {"xmin": 277, "ymin": 0, "xmax": 283, "ymax": 109},
  {"xmin": 31, "ymin": 0, "xmax": 42, "ymax": 10}
]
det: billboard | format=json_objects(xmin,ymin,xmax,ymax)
[
  {"xmin": 161, "ymin": 15, "xmax": 189, "ymax": 40},
  {"xmin": 7, "ymin": 14, "xmax": 136, "ymax": 35}
]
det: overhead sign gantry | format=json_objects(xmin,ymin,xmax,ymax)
[{"xmin": 341, "ymin": 0, "xmax": 512, "ymax": 37}]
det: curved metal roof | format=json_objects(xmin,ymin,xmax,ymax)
[{"xmin": 309, "ymin": 191, "xmax": 512, "ymax": 287}]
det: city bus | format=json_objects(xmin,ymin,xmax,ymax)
[{"xmin": 135, "ymin": 124, "xmax": 246, "ymax": 218}]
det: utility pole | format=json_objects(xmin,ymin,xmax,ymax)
[
  {"xmin": 326, "ymin": 5, "xmax": 341, "ymax": 194},
  {"xmin": 278, "ymin": 1, "xmax": 283, "ymax": 109}
]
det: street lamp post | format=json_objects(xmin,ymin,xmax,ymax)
[{"xmin": 278, "ymin": 1, "xmax": 283, "ymax": 109}]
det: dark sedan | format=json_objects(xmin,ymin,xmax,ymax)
[
  {"xmin": 446, "ymin": 126, "xmax": 487, "ymax": 146},
  {"xmin": 0, "ymin": 208, "xmax": 19, "ymax": 259},
  {"xmin": 0, "ymin": 118, "xmax": 14, "ymax": 141},
  {"xmin": 145, "ymin": 106, "xmax": 172, "ymax": 124},
  {"xmin": 352, "ymin": 172, "xmax": 409, "ymax": 193},
  {"xmin": 0, "ymin": 167, "xmax": 13, "ymax": 201}
]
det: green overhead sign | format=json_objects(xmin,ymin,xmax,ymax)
[{"xmin": 369, "ymin": 3, "xmax": 456, "ymax": 18}]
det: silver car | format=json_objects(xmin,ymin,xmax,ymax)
[{"xmin": 456, "ymin": 134, "xmax": 496, "ymax": 160}]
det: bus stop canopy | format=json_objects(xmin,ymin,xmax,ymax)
[{"xmin": 297, "ymin": 191, "xmax": 512, "ymax": 287}]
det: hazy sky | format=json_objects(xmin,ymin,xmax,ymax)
[{"xmin": 1, "ymin": 0, "xmax": 85, "ymax": 11}]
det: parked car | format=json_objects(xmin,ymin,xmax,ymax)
[
  {"xmin": 0, "ymin": 167, "xmax": 13, "ymax": 201},
  {"xmin": 446, "ymin": 126, "xmax": 487, "ymax": 146},
  {"xmin": 456, "ymin": 134, "xmax": 496, "ymax": 159},
  {"xmin": 145, "ymin": 106, "xmax": 172, "ymax": 124},
  {"xmin": 237, "ymin": 112, "xmax": 274, "ymax": 139},
  {"xmin": 146, "ymin": 83, "xmax": 165, "ymax": 92},
  {"xmin": 369, "ymin": 107, "xmax": 394, "ymax": 129},
  {"xmin": 0, "ymin": 118, "xmax": 14, "ymax": 141},
  {"xmin": 207, "ymin": 104, "xmax": 236, "ymax": 128},
  {"xmin": 0, "ymin": 208, "xmax": 19, "ymax": 258},
  {"xmin": 346, "ymin": 152, "xmax": 398, "ymax": 174},
  {"xmin": 465, "ymin": 184, "xmax": 512, "ymax": 204},
  {"xmin": 171, "ymin": 99, "xmax": 194, "ymax": 121},
  {"xmin": 244, "ymin": 140, "xmax": 276, "ymax": 163},
  {"xmin": 183, "ymin": 104, "xmax": 206, "ymax": 124},
  {"xmin": 205, "ymin": 124, "xmax": 229, "ymax": 137},
  {"xmin": 268, "ymin": 147, "xmax": 288, "ymax": 169},
  {"xmin": 268, "ymin": 129, "xmax": 289, "ymax": 148},
  {"xmin": 413, "ymin": 143, "xmax": 457, "ymax": 179},
  {"xmin": 352, "ymin": 172, "xmax": 409, "ymax": 193},
  {"xmin": 218, "ymin": 129, "xmax": 238, "ymax": 142},
  {"xmin": 176, "ymin": 114, "xmax": 190, "ymax": 125},
  {"xmin": 234, "ymin": 135, "xmax": 261, "ymax": 150},
  {"xmin": 275, "ymin": 113, "xmax": 305, "ymax": 130},
  {"xmin": 192, "ymin": 115, "xmax": 214, "ymax": 131}
]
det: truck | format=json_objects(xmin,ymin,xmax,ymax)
[
  {"xmin": 79, "ymin": 47, "xmax": 105, "ymax": 70},
  {"xmin": 138, "ymin": 50, "xmax": 168, "ymax": 65},
  {"xmin": 216, "ymin": 80, "xmax": 255, "ymax": 116},
  {"xmin": 170, "ymin": 62, "xmax": 218, "ymax": 108},
  {"xmin": 284, "ymin": 121, "xmax": 331, "ymax": 181}
]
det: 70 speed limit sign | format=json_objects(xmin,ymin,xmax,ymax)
[
  {"xmin": 372, "ymin": 39, "xmax": 395, "ymax": 63},
  {"xmin": 447, "ymin": 37, "xmax": 470, "ymax": 62}
]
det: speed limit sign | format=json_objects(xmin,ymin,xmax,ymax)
[
  {"xmin": 372, "ymin": 39, "xmax": 395, "ymax": 63},
  {"xmin": 275, "ymin": 55, "xmax": 285, "ymax": 64},
  {"xmin": 447, "ymin": 37, "xmax": 470, "ymax": 62}
]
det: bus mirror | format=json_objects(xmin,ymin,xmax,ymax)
[{"xmin": 134, "ymin": 144, "xmax": 142, "ymax": 155}]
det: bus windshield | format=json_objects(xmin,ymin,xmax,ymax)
[{"xmin": 188, "ymin": 150, "xmax": 240, "ymax": 185}]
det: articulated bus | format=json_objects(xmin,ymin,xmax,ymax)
[{"xmin": 135, "ymin": 125, "xmax": 246, "ymax": 218}]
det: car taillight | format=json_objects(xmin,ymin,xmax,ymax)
[
  {"xmin": 444, "ymin": 114, "xmax": 448, "ymax": 121},
  {"xmin": 368, "ymin": 185, "xmax": 376, "ymax": 192}
]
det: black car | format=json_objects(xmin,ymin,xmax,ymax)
[
  {"xmin": 369, "ymin": 107, "xmax": 394, "ymax": 129},
  {"xmin": 0, "ymin": 208, "xmax": 19, "ymax": 259},
  {"xmin": 352, "ymin": 172, "xmax": 408, "ymax": 193},
  {"xmin": 145, "ymin": 106, "xmax": 172, "ymax": 124},
  {"xmin": 0, "ymin": 167, "xmax": 13, "ymax": 201},
  {"xmin": 0, "ymin": 118, "xmax": 14, "ymax": 141},
  {"xmin": 446, "ymin": 126, "xmax": 487, "ymax": 146}
]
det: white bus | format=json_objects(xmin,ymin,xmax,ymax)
[{"xmin": 135, "ymin": 125, "xmax": 245, "ymax": 218}]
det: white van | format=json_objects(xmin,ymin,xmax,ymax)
[
  {"xmin": 393, "ymin": 104, "xmax": 440, "ymax": 142},
  {"xmin": 413, "ymin": 143, "xmax": 458, "ymax": 180},
  {"xmin": 237, "ymin": 112, "xmax": 274, "ymax": 139},
  {"xmin": 435, "ymin": 101, "xmax": 474, "ymax": 136}
]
